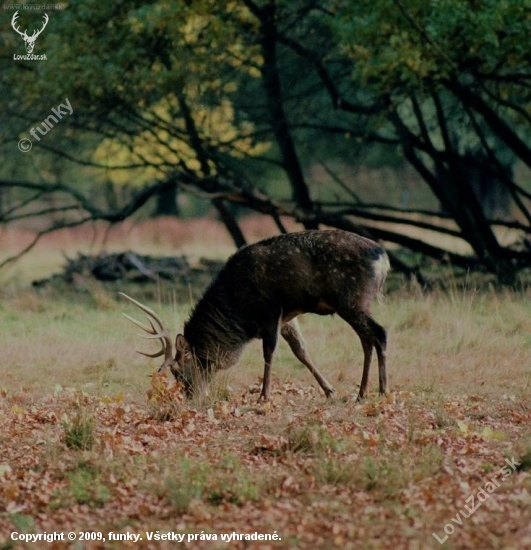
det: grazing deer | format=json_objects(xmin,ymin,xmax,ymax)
[{"xmin": 120, "ymin": 229, "xmax": 389, "ymax": 401}]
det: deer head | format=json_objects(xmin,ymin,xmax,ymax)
[
  {"xmin": 12, "ymin": 11, "xmax": 49, "ymax": 54},
  {"xmin": 118, "ymin": 292, "xmax": 202, "ymax": 396}
]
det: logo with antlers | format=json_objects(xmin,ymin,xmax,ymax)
[{"xmin": 11, "ymin": 11, "xmax": 49, "ymax": 54}]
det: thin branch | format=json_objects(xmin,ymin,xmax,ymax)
[
  {"xmin": 328, "ymin": 207, "xmax": 463, "ymax": 238},
  {"xmin": 316, "ymin": 157, "xmax": 362, "ymax": 204},
  {"xmin": 276, "ymin": 33, "xmax": 384, "ymax": 115},
  {"xmin": 0, "ymin": 216, "xmax": 93, "ymax": 270},
  {"xmin": 391, "ymin": 0, "xmax": 457, "ymax": 72},
  {"xmin": 1, "ymin": 204, "xmax": 80, "ymax": 223}
]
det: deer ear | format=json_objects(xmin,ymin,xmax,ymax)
[{"xmin": 175, "ymin": 334, "xmax": 189, "ymax": 353}]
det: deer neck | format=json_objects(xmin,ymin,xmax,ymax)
[{"xmin": 183, "ymin": 302, "xmax": 248, "ymax": 369}]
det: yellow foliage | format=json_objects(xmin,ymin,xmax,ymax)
[
  {"xmin": 182, "ymin": 14, "xmax": 209, "ymax": 44},
  {"xmin": 92, "ymin": 92, "xmax": 269, "ymax": 186}
]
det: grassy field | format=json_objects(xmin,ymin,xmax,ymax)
[{"xmin": 1, "ymin": 221, "xmax": 531, "ymax": 549}]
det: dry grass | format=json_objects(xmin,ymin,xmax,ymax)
[
  {"xmin": 1, "ymin": 269, "xmax": 530, "ymax": 401},
  {"xmin": 1, "ymin": 217, "xmax": 529, "ymax": 403}
]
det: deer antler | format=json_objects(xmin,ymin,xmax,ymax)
[
  {"xmin": 119, "ymin": 292, "xmax": 174, "ymax": 363},
  {"xmin": 11, "ymin": 11, "xmax": 27, "ymax": 39},
  {"xmin": 32, "ymin": 13, "xmax": 49, "ymax": 39}
]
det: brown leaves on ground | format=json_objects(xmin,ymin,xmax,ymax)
[{"xmin": 1, "ymin": 381, "xmax": 531, "ymax": 549}]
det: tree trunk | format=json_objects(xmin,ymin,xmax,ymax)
[
  {"xmin": 213, "ymin": 198, "xmax": 247, "ymax": 248},
  {"xmin": 406, "ymin": 147, "xmax": 516, "ymax": 284},
  {"xmin": 463, "ymin": 151, "xmax": 512, "ymax": 219},
  {"xmin": 257, "ymin": 2, "xmax": 317, "ymax": 229},
  {"xmin": 154, "ymin": 181, "xmax": 179, "ymax": 217}
]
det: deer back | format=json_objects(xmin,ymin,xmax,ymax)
[{"xmin": 183, "ymin": 230, "xmax": 388, "ymax": 360}]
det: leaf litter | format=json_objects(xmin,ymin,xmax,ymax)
[{"xmin": 1, "ymin": 378, "xmax": 531, "ymax": 549}]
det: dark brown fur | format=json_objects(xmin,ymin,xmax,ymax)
[{"xmin": 174, "ymin": 229, "xmax": 389, "ymax": 401}]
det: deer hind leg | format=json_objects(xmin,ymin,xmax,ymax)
[
  {"xmin": 374, "ymin": 326, "xmax": 387, "ymax": 397},
  {"xmin": 338, "ymin": 311, "xmax": 387, "ymax": 401},
  {"xmin": 281, "ymin": 319, "xmax": 335, "ymax": 398}
]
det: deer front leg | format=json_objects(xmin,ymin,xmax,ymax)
[
  {"xmin": 259, "ymin": 323, "xmax": 280, "ymax": 402},
  {"xmin": 281, "ymin": 320, "xmax": 335, "ymax": 397}
]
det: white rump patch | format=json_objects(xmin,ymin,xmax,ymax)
[{"xmin": 372, "ymin": 253, "xmax": 391, "ymax": 301}]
